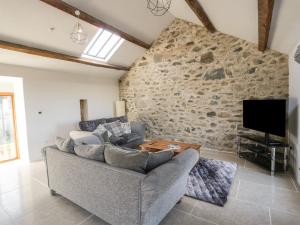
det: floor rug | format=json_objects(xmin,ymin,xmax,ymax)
[{"xmin": 186, "ymin": 157, "xmax": 237, "ymax": 206}]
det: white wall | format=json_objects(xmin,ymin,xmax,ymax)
[
  {"xmin": 0, "ymin": 63, "xmax": 119, "ymax": 161},
  {"xmin": 289, "ymin": 45, "xmax": 300, "ymax": 185}
]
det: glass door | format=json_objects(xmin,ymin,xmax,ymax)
[{"xmin": 0, "ymin": 93, "xmax": 18, "ymax": 162}]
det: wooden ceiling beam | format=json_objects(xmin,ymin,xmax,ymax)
[
  {"xmin": 0, "ymin": 40, "xmax": 130, "ymax": 71},
  {"xmin": 40, "ymin": 0, "xmax": 151, "ymax": 49},
  {"xmin": 185, "ymin": 0, "xmax": 216, "ymax": 33},
  {"xmin": 258, "ymin": 0, "xmax": 274, "ymax": 51}
]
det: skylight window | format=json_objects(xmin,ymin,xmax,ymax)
[{"xmin": 82, "ymin": 29, "xmax": 124, "ymax": 62}]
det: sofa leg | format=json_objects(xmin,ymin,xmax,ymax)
[
  {"xmin": 177, "ymin": 197, "xmax": 183, "ymax": 204},
  {"xmin": 50, "ymin": 189, "xmax": 57, "ymax": 196}
]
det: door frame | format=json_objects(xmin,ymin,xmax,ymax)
[{"xmin": 0, "ymin": 92, "xmax": 19, "ymax": 163}]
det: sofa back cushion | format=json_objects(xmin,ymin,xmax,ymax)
[
  {"xmin": 55, "ymin": 137, "xmax": 75, "ymax": 153},
  {"xmin": 146, "ymin": 150, "xmax": 174, "ymax": 172},
  {"xmin": 104, "ymin": 144, "xmax": 149, "ymax": 174},
  {"xmin": 79, "ymin": 116, "xmax": 128, "ymax": 131},
  {"xmin": 74, "ymin": 144, "xmax": 105, "ymax": 161},
  {"xmin": 69, "ymin": 131, "xmax": 102, "ymax": 145}
]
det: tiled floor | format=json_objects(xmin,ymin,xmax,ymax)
[{"xmin": 0, "ymin": 150, "xmax": 299, "ymax": 225}]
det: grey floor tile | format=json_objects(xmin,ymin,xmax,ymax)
[
  {"xmin": 0, "ymin": 205, "xmax": 16, "ymax": 225},
  {"xmin": 271, "ymin": 209, "xmax": 300, "ymax": 225},
  {"xmin": 0, "ymin": 179, "xmax": 60, "ymax": 219},
  {"xmin": 79, "ymin": 215, "xmax": 110, "ymax": 225},
  {"xmin": 236, "ymin": 180, "xmax": 273, "ymax": 207},
  {"xmin": 160, "ymin": 209, "xmax": 217, "ymax": 225},
  {"xmin": 15, "ymin": 197, "xmax": 91, "ymax": 225},
  {"xmin": 191, "ymin": 198, "xmax": 270, "ymax": 225},
  {"xmin": 271, "ymin": 188, "xmax": 300, "ymax": 215},
  {"xmin": 174, "ymin": 196, "xmax": 198, "ymax": 213},
  {"xmin": 237, "ymin": 167, "xmax": 297, "ymax": 191},
  {"xmin": 200, "ymin": 151, "xmax": 245, "ymax": 167}
]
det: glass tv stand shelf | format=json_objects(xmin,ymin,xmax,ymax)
[{"xmin": 237, "ymin": 134, "xmax": 289, "ymax": 176}]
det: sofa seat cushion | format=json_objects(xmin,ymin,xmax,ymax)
[
  {"xmin": 104, "ymin": 144, "xmax": 149, "ymax": 173},
  {"xmin": 74, "ymin": 144, "xmax": 105, "ymax": 161}
]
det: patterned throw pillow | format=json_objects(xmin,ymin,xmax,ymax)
[
  {"xmin": 103, "ymin": 121, "xmax": 124, "ymax": 137},
  {"xmin": 93, "ymin": 124, "xmax": 112, "ymax": 138},
  {"xmin": 121, "ymin": 122, "xmax": 131, "ymax": 134}
]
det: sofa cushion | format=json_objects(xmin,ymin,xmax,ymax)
[
  {"xmin": 146, "ymin": 150, "xmax": 174, "ymax": 172},
  {"xmin": 104, "ymin": 144, "xmax": 149, "ymax": 173},
  {"xmin": 121, "ymin": 122, "xmax": 131, "ymax": 134},
  {"xmin": 109, "ymin": 135, "xmax": 127, "ymax": 145},
  {"xmin": 105, "ymin": 116, "xmax": 128, "ymax": 123},
  {"xmin": 93, "ymin": 124, "xmax": 112, "ymax": 139},
  {"xmin": 70, "ymin": 131, "xmax": 102, "ymax": 145},
  {"xmin": 55, "ymin": 137, "xmax": 75, "ymax": 153},
  {"xmin": 79, "ymin": 118, "xmax": 106, "ymax": 132},
  {"xmin": 121, "ymin": 133, "xmax": 141, "ymax": 143},
  {"xmin": 74, "ymin": 144, "xmax": 105, "ymax": 161},
  {"xmin": 103, "ymin": 121, "xmax": 124, "ymax": 137}
]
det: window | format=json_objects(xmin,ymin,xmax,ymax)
[{"xmin": 82, "ymin": 29, "xmax": 124, "ymax": 62}]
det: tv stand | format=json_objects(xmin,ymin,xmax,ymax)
[{"xmin": 237, "ymin": 133, "xmax": 289, "ymax": 176}]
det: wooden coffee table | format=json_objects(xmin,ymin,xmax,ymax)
[{"xmin": 140, "ymin": 140, "xmax": 200, "ymax": 155}]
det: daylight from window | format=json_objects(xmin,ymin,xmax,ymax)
[{"xmin": 82, "ymin": 28, "xmax": 124, "ymax": 62}]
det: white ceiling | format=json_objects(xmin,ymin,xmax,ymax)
[
  {"xmin": 169, "ymin": 0, "xmax": 300, "ymax": 54},
  {"xmin": 0, "ymin": 0, "xmax": 299, "ymax": 77},
  {"xmin": 0, "ymin": 0, "xmax": 174, "ymax": 77}
]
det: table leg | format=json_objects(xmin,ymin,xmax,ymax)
[{"xmin": 271, "ymin": 147, "xmax": 276, "ymax": 176}]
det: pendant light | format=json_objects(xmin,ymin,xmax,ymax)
[
  {"xmin": 70, "ymin": 10, "xmax": 88, "ymax": 44},
  {"xmin": 147, "ymin": 0, "xmax": 172, "ymax": 16}
]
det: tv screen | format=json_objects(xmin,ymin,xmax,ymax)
[{"xmin": 243, "ymin": 99, "xmax": 286, "ymax": 137}]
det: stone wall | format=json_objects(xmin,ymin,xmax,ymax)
[{"xmin": 119, "ymin": 19, "xmax": 289, "ymax": 152}]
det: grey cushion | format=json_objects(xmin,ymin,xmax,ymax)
[
  {"xmin": 79, "ymin": 118, "xmax": 106, "ymax": 132},
  {"xmin": 121, "ymin": 122, "xmax": 131, "ymax": 134},
  {"xmin": 104, "ymin": 144, "xmax": 149, "ymax": 173},
  {"xmin": 79, "ymin": 116, "xmax": 128, "ymax": 132},
  {"xmin": 146, "ymin": 150, "xmax": 174, "ymax": 172},
  {"xmin": 55, "ymin": 137, "xmax": 75, "ymax": 153},
  {"xmin": 104, "ymin": 121, "xmax": 124, "ymax": 137},
  {"xmin": 93, "ymin": 124, "xmax": 112, "ymax": 138},
  {"xmin": 70, "ymin": 131, "xmax": 103, "ymax": 145},
  {"xmin": 74, "ymin": 144, "xmax": 105, "ymax": 161},
  {"xmin": 109, "ymin": 135, "xmax": 127, "ymax": 145},
  {"xmin": 105, "ymin": 116, "xmax": 128, "ymax": 123}
]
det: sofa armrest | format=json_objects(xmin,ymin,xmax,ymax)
[
  {"xmin": 141, "ymin": 149, "xmax": 199, "ymax": 213},
  {"xmin": 130, "ymin": 121, "xmax": 145, "ymax": 139}
]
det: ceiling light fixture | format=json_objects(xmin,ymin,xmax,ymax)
[
  {"xmin": 70, "ymin": 10, "xmax": 88, "ymax": 44},
  {"xmin": 147, "ymin": 0, "xmax": 172, "ymax": 16}
]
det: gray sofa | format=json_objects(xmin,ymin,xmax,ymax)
[
  {"xmin": 79, "ymin": 116, "xmax": 145, "ymax": 148},
  {"xmin": 43, "ymin": 146, "xmax": 199, "ymax": 225}
]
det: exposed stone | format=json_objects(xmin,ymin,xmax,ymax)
[
  {"xmin": 173, "ymin": 62, "xmax": 181, "ymax": 66},
  {"xmin": 153, "ymin": 54, "xmax": 163, "ymax": 63},
  {"xmin": 234, "ymin": 47, "xmax": 243, "ymax": 52},
  {"xmin": 203, "ymin": 68, "xmax": 225, "ymax": 80},
  {"xmin": 119, "ymin": 18, "xmax": 289, "ymax": 152},
  {"xmin": 138, "ymin": 62, "xmax": 148, "ymax": 66},
  {"xmin": 207, "ymin": 112, "xmax": 216, "ymax": 117},
  {"xmin": 192, "ymin": 46, "xmax": 201, "ymax": 52},
  {"xmin": 247, "ymin": 67, "xmax": 257, "ymax": 74},
  {"xmin": 200, "ymin": 52, "xmax": 214, "ymax": 64},
  {"xmin": 253, "ymin": 59, "xmax": 264, "ymax": 65}
]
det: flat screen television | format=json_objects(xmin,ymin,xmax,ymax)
[{"xmin": 243, "ymin": 99, "xmax": 286, "ymax": 138}]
